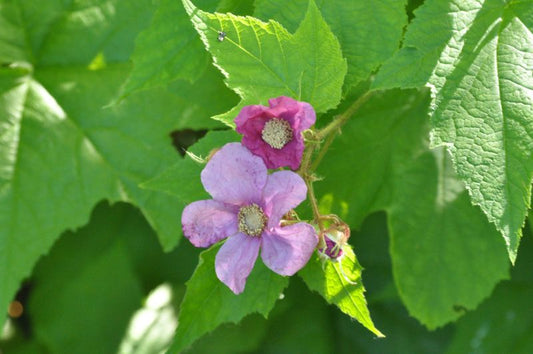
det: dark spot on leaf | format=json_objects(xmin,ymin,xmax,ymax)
[
  {"xmin": 453, "ymin": 304, "xmax": 467, "ymax": 313},
  {"xmin": 170, "ymin": 129, "xmax": 208, "ymax": 156},
  {"xmin": 8, "ymin": 281, "xmax": 33, "ymax": 337},
  {"xmin": 407, "ymin": 0, "xmax": 425, "ymax": 22}
]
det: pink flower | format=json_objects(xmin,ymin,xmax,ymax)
[
  {"xmin": 181, "ymin": 143, "xmax": 318, "ymax": 294},
  {"xmin": 235, "ymin": 96, "xmax": 316, "ymax": 170}
]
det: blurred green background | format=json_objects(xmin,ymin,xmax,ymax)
[{"xmin": 1, "ymin": 201, "xmax": 532, "ymax": 353}]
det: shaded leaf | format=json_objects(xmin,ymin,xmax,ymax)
[
  {"xmin": 447, "ymin": 225, "xmax": 533, "ymax": 353},
  {"xmin": 142, "ymin": 130, "xmax": 240, "ymax": 203},
  {"xmin": 119, "ymin": 0, "xmax": 221, "ymax": 98},
  {"xmin": 216, "ymin": 0, "xmax": 256, "ymax": 15},
  {"xmin": 169, "ymin": 245, "xmax": 288, "ymax": 353},
  {"xmin": 28, "ymin": 203, "xmax": 146, "ymax": 354},
  {"xmin": 316, "ymin": 89, "xmax": 509, "ymax": 327},
  {"xmin": 388, "ymin": 148, "xmax": 509, "ymax": 328},
  {"xmin": 0, "ymin": 0, "xmax": 210, "ymax": 329}
]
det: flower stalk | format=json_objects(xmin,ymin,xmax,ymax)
[{"xmin": 298, "ymin": 91, "xmax": 374, "ymax": 246}]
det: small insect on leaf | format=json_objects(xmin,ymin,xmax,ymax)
[{"xmin": 217, "ymin": 31, "xmax": 226, "ymax": 42}]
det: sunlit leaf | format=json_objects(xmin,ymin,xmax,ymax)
[
  {"xmin": 373, "ymin": 0, "xmax": 533, "ymax": 262},
  {"xmin": 254, "ymin": 0, "xmax": 407, "ymax": 90},
  {"xmin": 299, "ymin": 246, "xmax": 384, "ymax": 337},
  {"xmin": 182, "ymin": 0, "xmax": 347, "ymax": 125}
]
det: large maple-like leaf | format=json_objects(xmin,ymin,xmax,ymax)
[
  {"xmin": 315, "ymin": 89, "xmax": 509, "ymax": 328},
  {"xmin": 182, "ymin": 0, "xmax": 347, "ymax": 125},
  {"xmin": 373, "ymin": 0, "xmax": 533, "ymax": 262},
  {"xmin": 0, "ymin": 0, "xmax": 229, "ymax": 328},
  {"xmin": 254, "ymin": 0, "xmax": 407, "ymax": 90}
]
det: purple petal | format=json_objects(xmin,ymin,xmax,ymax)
[
  {"xmin": 235, "ymin": 104, "xmax": 269, "ymax": 131},
  {"xmin": 201, "ymin": 143, "xmax": 267, "ymax": 205},
  {"xmin": 215, "ymin": 233, "xmax": 261, "ymax": 294},
  {"xmin": 181, "ymin": 200, "xmax": 238, "ymax": 248},
  {"xmin": 261, "ymin": 223, "xmax": 318, "ymax": 276},
  {"xmin": 294, "ymin": 101, "xmax": 316, "ymax": 131},
  {"xmin": 260, "ymin": 137, "xmax": 305, "ymax": 170},
  {"xmin": 262, "ymin": 171, "xmax": 307, "ymax": 228},
  {"xmin": 267, "ymin": 96, "xmax": 316, "ymax": 132},
  {"xmin": 266, "ymin": 96, "xmax": 298, "ymax": 117},
  {"xmin": 319, "ymin": 237, "xmax": 344, "ymax": 259}
]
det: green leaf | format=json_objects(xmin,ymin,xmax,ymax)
[
  {"xmin": 299, "ymin": 246, "xmax": 384, "ymax": 337},
  {"xmin": 447, "ymin": 284, "xmax": 533, "ymax": 353},
  {"xmin": 28, "ymin": 203, "xmax": 145, "ymax": 354},
  {"xmin": 33, "ymin": 64, "xmax": 183, "ymax": 247},
  {"xmin": 119, "ymin": 0, "xmax": 218, "ymax": 98},
  {"xmin": 0, "ymin": 3, "xmax": 28, "ymax": 63},
  {"xmin": 254, "ymin": 0, "xmax": 407, "ymax": 90},
  {"xmin": 0, "ymin": 66, "xmax": 187, "ymax": 330},
  {"xmin": 447, "ymin": 226, "xmax": 533, "ymax": 353},
  {"xmin": 186, "ymin": 314, "xmax": 268, "ymax": 353},
  {"xmin": 389, "ymin": 148, "xmax": 509, "ymax": 328},
  {"xmin": 142, "ymin": 129, "xmax": 241, "ymax": 203},
  {"xmin": 334, "ymin": 212, "xmax": 455, "ymax": 353},
  {"xmin": 164, "ymin": 64, "xmax": 239, "ymax": 131},
  {"xmin": 1, "ymin": 0, "xmax": 153, "ymax": 66},
  {"xmin": 254, "ymin": 277, "xmax": 335, "ymax": 354},
  {"xmin": 373, "ymin": 0, "xmax": 533, "ymax": 262},
  {"xmin": 182, "ymin": 0, "xmax": 347, "ymax": 125},
  {"xmin": 316, "ymin": 89, "xmax": 509, "ymax": 327},
  {"xmin": 216, "ymin": 0, "xmax": 256, "ymax": 15},
  {"xmin": 315, "ymin": 90, "xmax": 431, "ymax": 228},
  {"xmin": 0, "ymin": 0, "xmax": 211, "ymax": 330},
  {"xmin": 169, "ymin": 245, "xmax": 288, "ymax": 353}
]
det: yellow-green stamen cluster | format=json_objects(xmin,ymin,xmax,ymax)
[
  {"xmin": 261, "ymin": 118, "xmax": 293, "ymax": 149},
  {"xmin": 238, "ymin": 204, "xmax": 267, "ymax": 237}
]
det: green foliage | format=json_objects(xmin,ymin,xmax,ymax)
[
  {"xmin": 143, "ymin": 130, "xmax": 241, "ymax": 203},
  {"xmin": 0, "ymin": 0, "xmax": 223, "ymax": 331},
  {"xmin": 389, "ymin": 148, "xmax": 509, "ymax": 328},
  {"xmin": 169, "ymin": 245, "xmax": 288, "ymax": 353},
  {"xmin": 1, "ymin": 0, "xmax": 532, "ymax": 352},
  {"xmin": 119, "ymin": 0, "xmax": 215, "ymax": 98},
  {"xmin": 28, "ymin": 204, "xmax": 145, "ymax": 354},
  {"xmin": 373, "ymin": 0, "xmax": 533, "ymax": 262},
  {"xmin": 316, "ymin": 89, "xmax": 509, "ymax": 328},
  {"xmin": 182, "ymin": 0, "xmax": 347, "ymax": 125},
  {"xmin": 254, "ymin": 0, "xmax": 407, "ymax": 90},
  {"xmin": 446, "ymin": 225, "xmax": 533, "ymax": 353},
  {"xmin": 333, "ymin": 212, "xmax": 455, "ymax": 353},
  {"xmin": 0, "ymin": 201, "xmax": 197, "ymax": 353},
  {"xmin": 299, "ymin": 246, "xmax": 384, "ymax": 337}
]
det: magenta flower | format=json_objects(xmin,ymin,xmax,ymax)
[
  {"xmin": 235, "ymin": 96, "xmax": 316, "ymax": 170},
  {"xmin": 181, "ymin": 143, "xmax": 318, "ymax": 294}
]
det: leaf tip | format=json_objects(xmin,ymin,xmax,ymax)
[{"xmin": 375, "ymin": 329, "xmax": 386, "ymax": 338}]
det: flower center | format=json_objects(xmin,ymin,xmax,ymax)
[
  {"xmin": 261, "ymin": 118, "xmax": 293, "ymax": 149},
  {"xmin": 238, "ymin": 204, "xmax": 267, "ymax": 237}
]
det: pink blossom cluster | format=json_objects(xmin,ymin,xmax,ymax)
[{"xmin": 181, "ymin": 97, "xmax": 319, "ymax": 294}]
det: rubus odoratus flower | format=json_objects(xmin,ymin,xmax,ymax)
[
  {"xmin": 235, "ymin": 96, "xmax": 316, "ymax": 170},
  {"xmin": 181, "ymin": 143, "xmax": 318, "ymax": 294}
]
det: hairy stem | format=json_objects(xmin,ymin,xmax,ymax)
[{"xmin": 300, "ymin": 91, "xmax": 374, "ymax": 242}]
